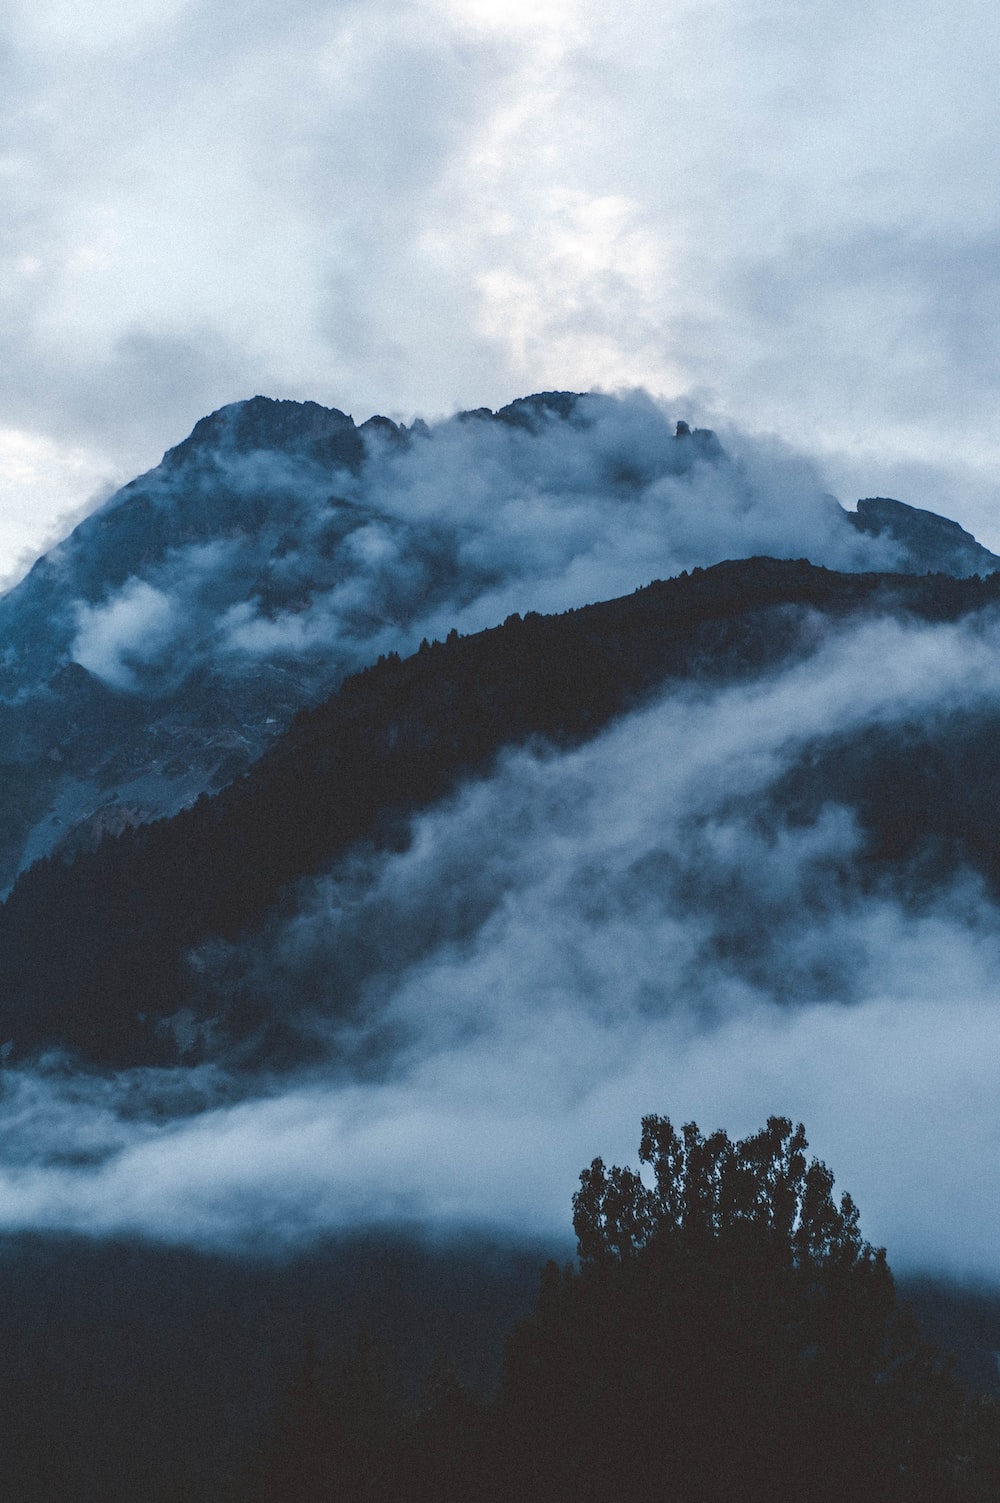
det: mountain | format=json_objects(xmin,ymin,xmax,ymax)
[
  {"xmin": 3, "ymin": 394, "xmax": 1000, "ymax": 1500},
  {"xmin": 847, "ymin": 494, "xmax": 1000, "ymax": 576},
  {"xmin": 0, "ymin": 391, "xmax": 994, "ymax": 895}
]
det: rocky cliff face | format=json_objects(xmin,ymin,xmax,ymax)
[
  {"xmin": 847, "ymin": 495, "xmax": 1000, "ymax": 576},
  {"xmin": 0, "ymin": 399, "xmax": 406, "ymax": 885}
]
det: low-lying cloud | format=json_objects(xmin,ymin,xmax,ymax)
[
  {"xmin": 73, "ymin": 578, "xmax": 181, "ymax": 690},
  {"xmin": 61, "ymin": 394, "xmax": 908, "ymax": 699},
  {"xmin": 4, "ymin": 608, "xmax": 1000, "ymax": 1280}
]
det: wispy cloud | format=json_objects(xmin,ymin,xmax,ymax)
[
  {"xmin": 58, "ymin": 395, "xmax": 905, "ymax": 697},
  {"xmin": 5, "ymin": 610, "xmax": 1000, "ymax": 1279}
]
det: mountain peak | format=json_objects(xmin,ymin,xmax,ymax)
[
  {"xmin": 847, "ymin": 495, "xmax": 1000, "ymax": 577},
  {"xmin": 162, "ymin": 396, "xmax": 365, "ymax": 471}
]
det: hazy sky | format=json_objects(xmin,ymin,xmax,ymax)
[{"xmin": 3, "ymin": 0, "xmax": 1000, "ymax": 575}]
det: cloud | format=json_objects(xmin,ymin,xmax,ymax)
[
  {"xmin": 73, "ymin": 578, "xmax": 180, "ymax": 690},
  {"xmin": 5, "ymin": 0, "xmax": 1000, "ymax": 1280},
  {"xmin": 6, "ymin": 609, "xmax": 1000, "ymax": 1280},
  {"xmin": 62, "ymin": 394, "xmax": 910, "ymax": 696},
  {"xmin": 5, "ymin": 0, "xmax": 1000, "ymax": 567}
]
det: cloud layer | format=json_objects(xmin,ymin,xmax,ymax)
[
  {"xmin": 62, "ymin": 395, "xmax": 906, "ymax": 698},
  {"xmin": 5, "ymin": 608, "xmax": 1000, "ymax": 1280},
  {"xmin": 4, "ymin": 0, "xmax": 1000, "ymax": 568}
]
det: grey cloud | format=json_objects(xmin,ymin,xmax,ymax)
[
  {"xmin": 0, "ymin": 0, "xmax": 520, "ymax": 475},
  {"xmin": 6, "ymin": 0, "xmax": 1000, "ymax": 558},
  {"xmin": 724, "ymin": 227, "xmax": 1000, "ymax": 421},
  {"xmin": 6, "ymin": 0, "xmax": 1000, "ymax": 1283}
]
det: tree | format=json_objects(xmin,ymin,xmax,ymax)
[
  {"xmin": 401, "ymin": 1356, "xmax": 486, "ymax": 1503},
  {"xmin": 236, "ymin": 1115, "xmax": 999, "ymax": 1502},
  {"xmin": 497, "ymin": 1115, "xmax": 965, "ymax": 1503}
]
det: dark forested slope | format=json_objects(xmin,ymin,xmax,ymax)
[{"xmin": 2, "ymin": 557, "xmax": 1000, "ymax": 1066}]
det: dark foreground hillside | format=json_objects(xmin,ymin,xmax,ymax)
[
  {"xmin": 0, "ymin": 1121, "xmax": 998, "ymax": 1503},
  {"xmin": 232, "ymin": 1116, "xmax": 1000, "ymax": 1503},
  {"xmin": 3, "ymin": 556, "xmax": 1000, "ymax": 1067},
  {"xmin": 0, "ymin": 1231, "xmax": 548, "ymax": 1503}
]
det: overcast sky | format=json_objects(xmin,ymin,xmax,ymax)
[{"xmin": 3, "ymin": 0, "xmax": 1000, "ymax": 573}]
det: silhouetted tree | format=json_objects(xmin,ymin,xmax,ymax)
[
  {"xmin": 238, "ymin": 1116, "xmax": 1000, "ymax": 1503},
  {"xmin": 401, "ymin": 1356, "xmax": 486, "ymax": 1503},
  {"xmin": 496, "ymin": 1115, "xmax": 966, "ymax": 1503}
]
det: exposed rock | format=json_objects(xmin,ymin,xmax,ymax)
[{"xmin": 847, "ymin": 495, "xmax": 1000, "ymax": 577}]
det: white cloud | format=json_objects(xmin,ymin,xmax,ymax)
[
  {"xmin": 3, "ymin": 0, "xmax": 1000, "ymax": 1290},
  {"xmin": 0, "ymin": 428, "xmax": 119, "ymax": 587},
  {"xmin": 73, "ymin": 578, "xmax": 179, "ymax": 690},
  {"xmin": 6, "ymin": 612, "xmax": 1000, "ymax": 1279},
  {"xmin": 55, "ymin": 393, "xmax": 916, "ymax": 695}
]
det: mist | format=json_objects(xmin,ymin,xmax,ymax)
[
  {"xmin": 62, "ymin": 392, "xmax": 910, "ymax": 700},
  {"xmin": 4, "ymin": 606, "xmax": 1000, "ymax": 1281}
]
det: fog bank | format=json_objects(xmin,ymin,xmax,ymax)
[{"xmin": 3, "ymin": 609, "xmax": 1000, "ymax": 1280}]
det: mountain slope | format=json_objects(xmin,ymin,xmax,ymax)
[{"xmin": 2, "ymin": 555, "xmax": 1000, "ymax": 1068}]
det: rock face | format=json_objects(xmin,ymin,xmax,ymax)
[
  {"xmin": 0, "ymin": 397, "xmax": 387, "ymax": 887},
  {"xmin": 0, "ymin": 391, "xmax": 995, "ymax": 892},
  {"xmin": 160, "ymin": 395, "xmax": 369, "ymax": 473},
  {"xmin": 847, "ymin": 496, "xmax": 1000, "ymax": 577}
]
